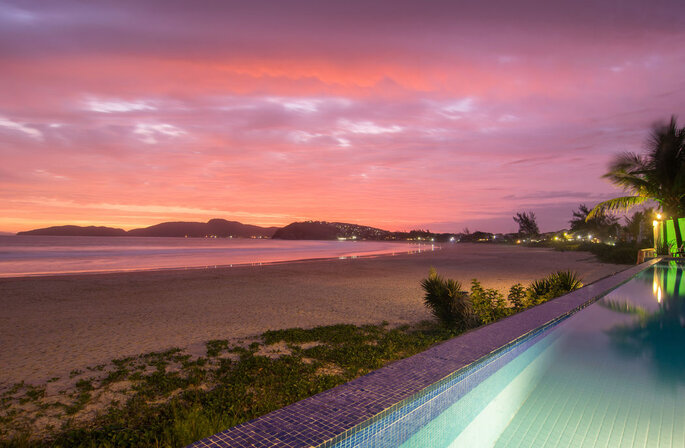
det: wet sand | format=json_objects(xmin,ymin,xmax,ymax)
[{"xmin": 0, "ymin": 243, "xmax": 627, "ymax": 386}]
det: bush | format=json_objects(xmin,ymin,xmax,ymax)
[
  {"xmin": 508, "ymin": 283, "xmax": 528, "ymax": 311},
  {"xmin": 421, "ymin": 270, "xmax": 583, "ymax": 330},
  {"xmin": 550, "ymin": 241, "xmax": 648, "ymax": 264},
  {"xmin": 655, "ymin": 235, "xmax": 672, "ymax": 256},
  {"xmin": 547, "ymin": 270, "xmax": 583, "ymax": 291},
  {"xmin": 420, "ymin": 269, "xmax": 475, "ymax": 332},
  {"xmin": 470, "ymin": 279, "xmax": 510, "ymax": 324},
  {"xmin": 527, "ymin": 270, "xmax": 583, "ymax": 304}
]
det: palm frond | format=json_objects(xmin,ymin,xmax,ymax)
[
  {"xmin": 605, "ymin": 152, "xmax": 646, "ymax": 174},
  {"xmin": 604, "ymin": 172, "xmax": 653, "ymax": 193},
  {"xmin": 587, "ymin": 196, "xmax": 648, "ymax": 220}
]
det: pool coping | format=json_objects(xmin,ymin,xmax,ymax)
[{"xmin": 188, "ymin": 259, "xmax": 660, "ymax": 448}]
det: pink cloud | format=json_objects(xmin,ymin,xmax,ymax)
[{"xmin": 1, "ymin": 1, "xmax": 684, "ymax": 233}]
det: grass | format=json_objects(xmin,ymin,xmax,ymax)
[
  {"xmin": 3, "ymin": 265, "xmax": 596, "ymax": 447},
  {"xmin": 0, "ymin": 321, "xmax": 454, "ymax": 448}
]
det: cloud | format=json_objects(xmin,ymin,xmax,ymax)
[
  {"xmin": 0, "ymin": 117, "xmax": 42, "ymax": 139},
  {"xmin": 1, "ymin": 1, "xmax": 684, "ymax": 233},
  {"xmin": 133, "ymin": 123, "xmax": 185, "ymax": 144},
  {"xmin": 338, "ymin": 119, "xmax": 403, "ymax": 135},
  {"xmin": 33, "ymin": 169, "xmax": 68, "ymax": 180},
  {"xmin": 502, "ymin": 191, "xmax": 609, "ymax": 201},
  {"xmin": 267, "ymin": 97, "xmax": 319, "ymax": 113},
  {"xmin": 86, "ymin": 98, "xmax": 156, "ymax": 113},
  {"xmin": 441, "ymin": 98, "xmax": 475, "ymax": 116}
]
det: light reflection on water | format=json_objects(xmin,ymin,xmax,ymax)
[
  {"xmin": 399, "ymin": 260, "xmax": 685, "ymax": 447},
  {"xmin": 493, "ymin": 261, "xmax": 685, "ymax": 446},
  {"xmin": 0, "ymin": 235, "xmax": 435, "ymax": 277}
]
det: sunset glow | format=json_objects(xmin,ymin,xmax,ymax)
[{"xmin": 2, "ymin": 0, "xmax": 684, "ymax": 233}]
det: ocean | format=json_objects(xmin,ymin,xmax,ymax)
[{"xmin": 0, "ymin": 235, "xmax": 428, "ymax": 278}]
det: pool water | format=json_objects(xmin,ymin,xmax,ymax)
[{"xmin": 398, "ymin": 261, "xmax": 685, "ymax": 447}]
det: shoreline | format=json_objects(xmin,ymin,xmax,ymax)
[
  {"xmin": 1, "ymin": 243, "xmax": 626, "ymax": 387},
  {"xmin": 0, "ymin": 238, "xmax": 432, "ymax": 279}
]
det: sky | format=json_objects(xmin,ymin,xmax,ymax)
[{"xmin": 1, "ymin": 0, "xmax": 684, "ymax": 234}]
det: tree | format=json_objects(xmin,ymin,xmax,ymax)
[
  {"xmin": 589, "ymin": 116, "xmax": 685, "ymax": 248},
  {"xmin": 513, "ymin": 211, "xmax": 540, "ymax": 236},
  {"xmin": 624, "ymin": 208, "xmax": 654, "ymax": 243},
  {"xmin": 569, "ymin": 204, "xmax": 620, "ymax": 239}
]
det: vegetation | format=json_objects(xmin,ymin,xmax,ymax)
[
  {"xmin": 513, "ymin": 211, "xmax": 540, "ymax": 236},
  {"xmin": 0, "ymin": 323, "xmax": 454, "ymax": 448},
  {"xmin": 420, "ymin": 270, "xmax": 583, "ymax": 328},
  {"xmin": 524, "ymin": 237, "xmax": 651, "ymax": 264},
  {"xmin": 421, "ymin": 268, "xmax": 475, "ymax": 332},
  {"xmin": 470, "ymin": 279, "xmax": 509, "ymax": 324},
  {"xmin": 623, "ymin": 208, "xmax": 654, "ymax": 244},
  {"xmin": 655, "ymin": 234, "xmax": 673, "ymax": 256},
  {"xmin": 589, "ymin": 116, "xmax": 685, "ymax": 248},
  {"xmin": 569, "ymin": 204, "xmax": 620, "ymax": 240}
]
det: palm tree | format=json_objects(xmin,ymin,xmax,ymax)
[{"xmin": 589, "ymin": 116, "xmax": 685, "ymax": 249}]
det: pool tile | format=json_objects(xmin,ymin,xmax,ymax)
[{"xmin": 188, "ymin": 261, "xmax": 658, "ymax": 448}]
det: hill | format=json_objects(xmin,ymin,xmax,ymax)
[
  {"xmin": 17, "ymin": 225, "xmax": 128, "ymax": 237},
  {"xmin": 17, "ymin": 219, "xmax": 278, "ymax": 238},
  {"xmin": 127, "ymin": 219, "xmax": 277, "ymax": 238},
  {"xmin": 272, "ymin": 221, "xmax": 391, "ymax": 240}
]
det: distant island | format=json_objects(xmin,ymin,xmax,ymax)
[
  {"xmin": 17, "ymin": 225, "xmax": 128, "ymax": 237},
  {"xmin": 15, "ymin": 219, "xmax": 465, "ymax": 242},
  {"xmin": 17, "ymin": 219, "xmax": 278, "ymax": 239}
]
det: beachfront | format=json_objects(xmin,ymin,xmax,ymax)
[{"xmin": 0, "ymin": 244, "xmax": 624, "ymax": 386}]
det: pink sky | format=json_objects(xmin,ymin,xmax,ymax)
[{"xmin": 1, "ymin": 0, "xmax": 684, "ymax": 233}]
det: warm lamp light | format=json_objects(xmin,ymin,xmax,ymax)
[
  {"xmin": 653, "ymin": 220, "xmax": 659, "ymax": 227},
  {"xmin": 656, "ymin": 213, "xmax": 663, "ymax": 220}
]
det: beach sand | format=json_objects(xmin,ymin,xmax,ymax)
[{"xmin": 0, "ymin": 243, "xmax": 627, "ymax": 386}]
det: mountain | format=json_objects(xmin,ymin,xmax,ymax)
[
  {"xmin": 127, "ymin": 219, "xmax": 278, "ymax": 238},
  {"xmin": 272, "ymin": 221, "xmax": 392, "ymax": 240},
  {"xmin": 17, "ymin": 219, "xmax": 278, "ymax": 238},
  {"xmin": 17, "ymin": 225, "xmax": 128, "ymax": 237}
]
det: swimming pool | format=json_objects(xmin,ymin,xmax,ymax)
[
  {"xmin": 189, "ymin": 260, "xmax": 677, "ymax": 448},
  {"xmin": 334, "ymin": 260, "xmax": 685, "ymax": 447}
]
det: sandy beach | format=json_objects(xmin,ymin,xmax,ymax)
[{"xmin": 0, "ymin": 243, "xmax": 626, "ymax": 386}]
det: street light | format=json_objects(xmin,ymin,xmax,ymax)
[{"xmin": 653, "ymin": 212, "xmax": 664, "ymax": 252}]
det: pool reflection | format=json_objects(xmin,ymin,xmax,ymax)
[{"xmin": 606, "ymin": 261, "xmax": 685, "ymax": 385}]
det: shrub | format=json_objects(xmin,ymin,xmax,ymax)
[
  {"xmin": 470, "ymin": 279, "xmax": 510, "ymax": 324},
  {"xmin": 550, "ymin": 240, "xmax": 647, "ymax": 265},
  {"xmin": 548, "ymin": 270, "xmax": 583, "ymax": 291},
  {"xmin": 420, "ymin": 269, "xmax": 475, "ymax": 332},
  {"xmin": 508, "ymin": 283, "xmax": 528, "ymax": 311},
  {"xmin": 655, "ymin": 235, "xmax": 673, "ymax": 256},
  {"xmin": 527, "ymin": 270, "xmax": 583, "ymax": 304}
]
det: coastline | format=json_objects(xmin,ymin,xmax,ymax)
[
  {"xmin": 0, "ymin": 243, "xmax": 626, "ymax": 386},
  {"xmin": 0, "ymin": 237, "xmax": 427, "ymax": 278}
]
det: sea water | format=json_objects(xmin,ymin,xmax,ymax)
[{"xmin": 0, "ymin": 235, "xmax": 426, "ymax": 278}]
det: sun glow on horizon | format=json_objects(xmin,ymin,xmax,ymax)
[{"xmin": 1, "ymin": 1, "xmax": 684, "ymax": 234}]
